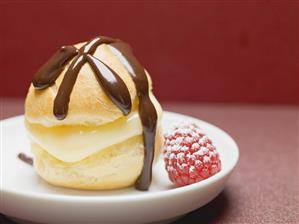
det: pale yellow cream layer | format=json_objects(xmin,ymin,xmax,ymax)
[{"xmin": 25, "ymin": 94, "xmax": 162, "ymax": 163}]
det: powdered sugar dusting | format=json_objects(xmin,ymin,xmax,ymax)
[{"xmin": 163, "ymin": 122, "xmax": 222, "ymax": 187}]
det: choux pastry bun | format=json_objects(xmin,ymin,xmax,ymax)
[{"xmin": 25, "ymin": 36, "xmax": 162, "ymax": 190}]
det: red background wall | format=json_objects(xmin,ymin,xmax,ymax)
[{"xmin": 1, "ymin": 1, "xmax": 298, "ymax": 104}]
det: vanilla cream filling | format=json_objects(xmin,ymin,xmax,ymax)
[{"xmin": 26, "ymin": 94, "xmax": 162, "ymax": 163}]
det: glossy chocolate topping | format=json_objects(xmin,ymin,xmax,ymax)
[
  {"xmin": 109, "ymin": 42, "xmax": 158, "ymax": 190},
  {"xmin": 32, "ymin": 46, "xmax": 78, "ymax": 89},
  {"xmin": 86, "ymin": 54, "xmax": 131, "ymax": 115},
  {"xmin": 54, "ymin": 54, "xmax": 86, "ymax": 119},
  {"xmin": 32, "ymin": 36, "xmax": 158, "ymax": 190}
]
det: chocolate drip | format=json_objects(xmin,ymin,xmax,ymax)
[
  {"xmin": 54, "ymin": 55, "xmax": 86, "ymax": 120},
  {"xmin": 32, "ymin": 46, "xmax": 78, "ymax": 89},
  {"xmin": 18, "ymin": 153, "xmax": 33, "ymax": 166},
  {"xmin": 86, "ymin": 55, "xmax": 131, "ymax": 115},
  {"xmin": 110, "ymin": 42, "xmax": 158, "ymax": 190},
  {"xmin": 81, "ymin": 36, "xmax": 116, "ymax": 54},
  {"xmin": 32, "ymin": 36, "xmax": 158, "ymax": 190},
  {"xmin": 136, "ymin": 96, "xmax": 157, "ymax": 190},
  {"xmin": 52, "ymin": 36, "xmax": 132, "ymax": 119}
]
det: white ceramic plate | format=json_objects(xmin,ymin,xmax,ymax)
[{"xmin": 0, "ymin": 112, "xmax": 239, "ymax": 224}]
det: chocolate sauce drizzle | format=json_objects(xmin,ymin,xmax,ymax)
[
  {"xmin": 18, "ymin": 153, "xmax": 33, "ymax": 166},
  {"xmin": 32, "ymin": 36, "xmax": 157, "ymax": 190}
]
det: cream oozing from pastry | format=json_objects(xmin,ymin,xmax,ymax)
[{"xmin": 25, "ymin": 94, "xmax": 162, "ymax": 163}]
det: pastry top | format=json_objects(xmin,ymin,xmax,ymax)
[{"xmin": 25, "ymin": 41, "xmax": 155, "ymax": 127}]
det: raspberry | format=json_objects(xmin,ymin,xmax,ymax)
[{"xmin": 163, "ymin": 123, "xmax": 221, "ymax": 187}]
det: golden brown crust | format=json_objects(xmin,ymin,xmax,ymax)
[
  {"xmin": 32, "ymin": 128, "xmax": 162, "ymax": 190},
  {"xmin": 25, "ymin": 42, "xmax": 156, "ymax": 126}
]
